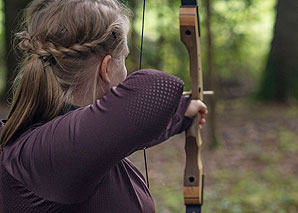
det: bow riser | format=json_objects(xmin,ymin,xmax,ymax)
[{"xmin": 180, "ymin": 3, "xmax": 204, "ymax": 212}]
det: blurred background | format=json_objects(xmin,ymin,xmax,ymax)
[{"xmin": 0, "ymin": 0, "xmax": 297, "ymax": 212}]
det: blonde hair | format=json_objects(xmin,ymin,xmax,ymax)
[{"xmin": 0, "ymin": 0, "xmax": 130, "ymax": 147}]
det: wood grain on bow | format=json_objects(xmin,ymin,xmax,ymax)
[{"xmin": 179, "ymin": 0, "xmax": 204, "ymax": 212}]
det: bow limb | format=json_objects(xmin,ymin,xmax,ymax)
[{"xmin": 179, "ymin": 0, "xmax": 204, "ymax": 212}]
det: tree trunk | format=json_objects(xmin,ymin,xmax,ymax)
[
  {"xmin": 1, "ymin": 0, "xmax": 32, "ymax": 102},
  {"xmin": 204, "ymin": 0, "xmax": 219, "ymax": 149},
  {"xmin": 257, "ymin": 0, "xmax": 298, "ymax": 102}
]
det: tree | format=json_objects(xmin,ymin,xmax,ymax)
[
  {"xmin": 204, "ymin": 0, "xmax": 219, "ymax": 149},
  {"xmin": 257, "ymin": 0, "xmax": 298, "ymax": 102},
  {"xmin": 1, "ymin": 0, "xmax": 32, "ymax": 101}
]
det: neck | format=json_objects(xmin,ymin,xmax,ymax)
[{"xmin": 71, "ymin": 84, "xmax": 109, "ymax": 107}]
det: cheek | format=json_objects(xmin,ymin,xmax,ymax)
[
  {"xmin": 117, "ymin": 59, "xmax": 127, "ymax": 81},
  {"xmin": 110, "ymin": 60, "xmax": 127, "ymax": 86},
  {"xmin": 122, "ymin": 62, "xmax": 127, "ymax": 79}
]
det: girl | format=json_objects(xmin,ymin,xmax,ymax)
[{"xmin": 0, "ymin": 0, "xmax": 207, "ymax": 212}]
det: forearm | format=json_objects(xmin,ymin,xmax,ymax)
[{"xmin": 145, "ymin": 96, "xmax": 193, "ymax": 148}]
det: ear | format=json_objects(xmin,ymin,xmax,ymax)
[{"xmin": 98, "ymin": 55, "xmax": 112, "ymax": 83}]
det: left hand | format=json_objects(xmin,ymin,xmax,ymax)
[{"xmin": 184, "ymin": 100, "xmax": 208, "ymax": 129}]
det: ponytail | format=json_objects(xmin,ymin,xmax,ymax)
[{"xmin": 0, "ymin": 53, "xmax": 64, "ymax": 147}]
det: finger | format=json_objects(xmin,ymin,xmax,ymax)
[
  {"xmin": 200, "ymin": 112, "xmax": 205, "ymax": 119},
  {"xmin": 198, "ymin": 104, "xmax": 207, "ymax": 114},
  {"xmin": 200, "ymin": 106, "xmax": 208, "ymax": 112},
  {"xmin": 200, "ymin": 118, "xmax": 206, "ymax": 125}
]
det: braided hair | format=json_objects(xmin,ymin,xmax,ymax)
[{"xmin": 0, "ymin": 0, "xmax": 131, "ymax": 147}]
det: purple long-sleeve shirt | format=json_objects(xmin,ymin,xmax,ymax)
[{"xmin": 0, "ymin": 69, "xmax": 192, "ymax": 212}]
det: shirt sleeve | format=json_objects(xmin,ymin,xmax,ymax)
[
  {"xmin": 145, "ymin": 96, "xmax": 193, "ymax": 148},
  {"xmin": 10, "ymin": 69, "xmax": 191, "ymax": 204}
]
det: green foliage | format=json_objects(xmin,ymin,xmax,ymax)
[
  {"xmin": 206, "ymin": 169, "xmax": 298, "ymax": 213},
  {"xmin": 209, "ymin": 141, "xmax": 298, "ymax": 213},
  {"xmin": 278, "ymin": 129, "xmax": 298, "ymax": 153},
  {"xmin": 211, "ymin": 0, "xmax": 275, "ymax": 79},
  {"xmin": 0, "ymin": 0, "xmax": 278, "ymax": 96},
  {"xmin": 148, "ymin": 136, "xmax": 298, "ymax": 213},
  {"xmin": 145, "ymin": 143, "xmax": 298, "ymax": 213},
  {"xmin": 128, "ymin": 0, "xmax": 191, "ymax": 88},
  {"xmin": 126, "ymin": 0, "xmax": 276, "ymax": 93}
]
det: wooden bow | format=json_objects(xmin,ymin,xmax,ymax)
[{"xmin": 180, "ymin": 0, "xmax": 204, "ymax": 212}]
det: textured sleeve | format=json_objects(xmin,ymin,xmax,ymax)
[
  {"xmin": 145, "ymin": 96, "xmax": 193, "ymax": 148},
  {"xmin": 12, "ymin": 69, "xmax": 189, "ymax": 204}
]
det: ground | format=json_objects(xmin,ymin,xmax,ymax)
[{"xmin": 1, "ymin": 98, "xmax": 297, "ymax": 212}]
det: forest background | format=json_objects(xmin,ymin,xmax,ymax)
[{"xmin": 0, "ymin": 0, "xmax": 297, "ymax": 212}]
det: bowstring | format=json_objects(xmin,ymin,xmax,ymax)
[{"xmin": 139, "ymin": 0, "xmax": 149, "ymax": 189}]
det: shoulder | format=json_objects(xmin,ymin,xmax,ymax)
[
  {"xmin": 127, "ymin": 69, "xmax": 184, "ymax": 84},
  {"xmin": 122, "ymin": 69, "xmax": 184, "ymax": 93}
]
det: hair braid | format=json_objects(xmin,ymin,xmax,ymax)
[{"xmin": 0, "ymin": 0, "xmax": 131, "ymax": 147}]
